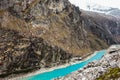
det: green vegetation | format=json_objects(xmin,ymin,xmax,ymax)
[{"xmin": 96, "ymin": 68, "xmax": 120, "ymax": 80}]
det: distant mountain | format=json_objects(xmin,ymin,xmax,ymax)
[
  {"xmin": 87, "ymin": 4, "xmax": 120, "ymax": 18},
  {"xmin": 109, "ymin": 8, "xmax": 120, "ymax": 18}
]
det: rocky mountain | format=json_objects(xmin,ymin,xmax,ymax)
[
  {"xmin": 56, "ymin": 45, "xmax": 120, "ymax": 80},
  {"xmin": 87, "ymin": 4, "xmax": 120, "ymax": 18},
  {"xmin": 0, "ymin": 0, "xmax": 120, "ymax": 77},
  {"xmin": 81, "ymin": 10, "xmax": 120, "ymax": 44},
  {"xmin": 109, "ymin": 8, "xmax": 120, "ymax": 18},
  {"xmin": 0, "ymin": 28, "xmax": 73, "ymax": 76}
]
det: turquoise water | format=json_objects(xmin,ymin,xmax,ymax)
[{"xmin": 22, "ymin": 50, "xmax": 106, "ymax": 80}]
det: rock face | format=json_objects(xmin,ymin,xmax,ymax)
[
  {"xmin": 1, "ymin": 0, "xmax": 120, "ymax": 55},
  {"xmin": 0, "ymin": 0, "xmax": 120, "ymax": 77},
  {"xmin": 0, "ymin": 28, "xmax": 72, "ymax": 76},
  {"xmin": 81, "ymin": 10, "xmax": 120, "ymax": 44},
  {"xmin": 56, "ymin": 45, "xmax": 120, "ymax": 80}
]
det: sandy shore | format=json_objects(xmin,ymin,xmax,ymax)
[{"xmin": 8, "ymin": 51, "xmax": 99, "ymax": 80}]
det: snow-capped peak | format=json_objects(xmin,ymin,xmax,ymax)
[
  {"xmin": 86, "ymin": 3, "xmax": 120, "ymax": 18},
  {"xmin": 87, "ymin": 4, "xmax": 111, "ymax": 12}
]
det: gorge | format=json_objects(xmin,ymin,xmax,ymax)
[{"xmin": 0, "ymin": 0, "xmax": 120, "ymax": 80}]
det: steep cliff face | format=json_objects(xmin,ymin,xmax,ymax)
[
  {"xmin": 0, "ymin": 27, "xmax": 72, "ymax": 76},
  {"xmin": 0, "ymin": 0, "xmax": 119, "ymax": 77},
  {"xmin": 1, "ymin": 0, "xmax": 109, "ymax": 55},
  {"xmin": 81, "ymin": 10, "xmax": 120, "ymax": 45}
]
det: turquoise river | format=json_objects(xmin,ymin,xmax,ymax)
[{"xmin": 22, "ymin": 50, "xmax": 106, "ymax": 80}]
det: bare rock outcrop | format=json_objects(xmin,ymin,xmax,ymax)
[{"xmin": 0, "ymin": 28, "xmax": 72, "ymax": 77}]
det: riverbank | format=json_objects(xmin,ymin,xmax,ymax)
[
  {"xmin": 56, "ymin": 45, "xmax": 120, "ymax": 80},
  {"xmin": 6, "ymin": 51, "xmax": 100, "ymax": 80}
]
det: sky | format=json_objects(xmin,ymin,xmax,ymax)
[{"xmin": 69, "ymin": 0, "xmax": 120, "ymax": 10}]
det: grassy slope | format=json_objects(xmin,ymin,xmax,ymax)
[{"xmin": 96, "ymin": 68, "xmax": 120, "ymax": 80}]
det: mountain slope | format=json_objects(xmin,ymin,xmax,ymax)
[
  {"xmin": 81, "ymin": 10, "xmax": 120, "ymax": 44},
  {"xmin": 0, "ymin": 0, "xmax": 120, "ymax": 77},
  {"xmin": 0, "ymin": 23, "xmax": 73, "ymax": 76},
  {"xmin": 1, "ymin": 0, "xmax": 109, "ymax": 55}
]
